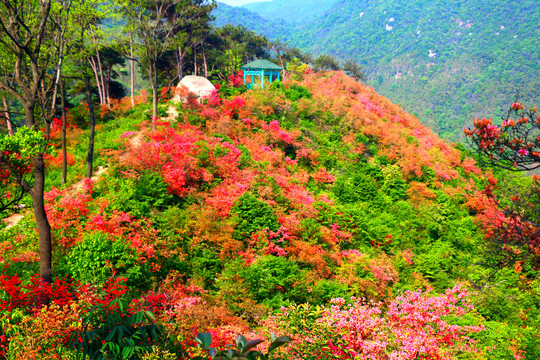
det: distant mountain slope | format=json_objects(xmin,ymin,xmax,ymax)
[
  {"xmin": 214, "ymin": 0, "xmax": 540, "ymax": 141},
  {"xmin": 243, "ymin": 0, "xmax": 339, "ymax": 23},
  {"xmin": 214, "ymin": 2, "xmax": 291, "ymax": 39}
]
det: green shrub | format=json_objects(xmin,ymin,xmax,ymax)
[
  {"xmin": 191, "ymin": 248, "xmax": 223, "ymax": 289},
  {"xmin": 218, "ymin": 83, "xmax": 248, "ymax": 98},
  {"xmin": 381, "ymin": 164, "xmax": 409, "ymax": 201},
  {"xmin": 270, "ymin": 81, "xmax": 312, "ymax": 101},
  {"xmin": 192, "ymin": 332, "xmax": 291, "ymax": 360},
  {"xmin": 70, "ymin": 298, "xmax": 163, "ymax": 360},
  {"xmin": 415, "ymin": 241, "xmax": 455, "ymax": 289},
  {"xmin": 311, "ymin": 280, "xmax": 350, "ymax": 304},
  {"xmin": 105, "ymin": 170, "xmax": 176, "ymax": 218},
  {"xmin": 243, "ymin": 256, "xmax": 308, "ymax": 308},
  {"xmin": 232, "ymin": 193, "xmax": 280, "ymax": 241},
  {"xmin": 333, "ymin": 173, "xmax": 379, "ymax": 203},
  {"xmin": 63, "ymin": 232, "xmax": 149, "ymax": 287}
]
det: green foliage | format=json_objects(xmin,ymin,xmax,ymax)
[
  {"xmin": 191, "ymin": 248, "xmax": 223, "ymax": 289},
  {"xmin": 103, "ymin": 170, "xmax": 176, "ymax": 218},
  {"xmin": 63, "ymin": 232, "xmax": 149, "ymax": 287},
  {"xmin": 69, "ymin": 298, "xmax": 163, "ymax": 360},
  {"xmin": 312, "ymin": 54, "xmax": 340, "ymax": 72},
  {"xmin": 232, "ymin": 193, "xmax": 280, "ymax": 241},
  {"xmin": 192, "ymin": 332, "xmax": 291, "ymax": 360},
  {"xmin": 270, "ymin": 81, "xmax": 312, "ymax": 101},
  {"xmin": 218, "ymin": 83, "xmax": 248, "ymax": 98},
  {"xmin": 415, "ymin": 241, "xmax": 455, "ymax": 289},
  {"xmin": 333, "ymin": 172, "xmax": 379, "ymax": 203},
  {"xmin": 243, "ymin": 256, "xmax": 308, "ymax": 308},
  {"xmin": 0, "ymin": 126, "xmax": 48, "ymax": 211},
  {"xmin": 311, "ymin": 280, "xmax": 350, "ymax": 304},
  {"xmin": 0, "ymin": 127, "xmax": 47, "ymax": 160},
  {"xmin": 381, "ymin": 164, "xmax": 409, "ymax": 201}
]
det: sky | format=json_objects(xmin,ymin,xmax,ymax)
[{"xmin": 219, "ymin": 0, "xmax": 268, "ymax": 6}]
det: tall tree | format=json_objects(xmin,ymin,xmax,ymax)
[
  {"xmin": 343, "ymin": 60, "xmax": 365, "ymax": 81},
  {"xmin": 67, "ymin": 0, "xmax": 103, "ymax": 179},
  {"xmin": 50, "ymin": 0, "xmax": 74, "ymax": 185},
  {"xmin": 313, "ymin": 54, "xmax": 341, "ymax": 72},
  {"xmin": 120, "ymin": 0, "xmax": 183, "ymax": 121},
  {"xmin": 185, "ymin": 0, "xmax": 215, "ymax": 77},
  {"xmin": 213, "ymin": 24, "xmax": 269, "ymax": 79},
  {"xmin": 0, "ymin": 0, "xmax": 69, "ymax": 283}
]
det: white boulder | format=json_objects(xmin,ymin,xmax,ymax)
[{"xmin": 173, "ymin": 75, "xmax": 215, "ymax": 103}]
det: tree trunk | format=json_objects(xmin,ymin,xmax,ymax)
[
  {"xmin": 93, "ymin": 42, "xmax": 108, "ymax": 108},
  {"xmin": 106, "ymin": 66, "xmax": 112, "ymax": 106},
  {"xmin": 24, "ymin": 100, "xmax": 52, "ymax": 284},
  {"xmin": 85, "ymin": 83, "xmax": 96, "ymax": 179},
  {"xmin": 177, "ymin": 47, "xmax": 184, "ymax": 80},
  {"xmin": 150, "ymin": 63, "xmax": 158, "ymax": 129},
  {"xmin": 193, "ymin": 47, "xmax": 198, "ymax": 76},
  {"xmin": 60, "ymin": 79, "xmax": 67, "ymax": 185},
  {"xmin": 152, "ymin": 84, "xmax": 158, "ymax": 124},
  {"xmin": 2, "ymin": 95, "xmax": 13, "ymax": 136},
  {"xmin": 130, "ymin": 33, "xmax": 135, "ymax": 108},
  {"xmin": 277, "ymin": 52, "xmax": 286, "ymax": 82},
  {"xmin": 201, "ymin": 43, "xmax": 208, "ymax": 78},
  {"xmin": 0, "ymin": 0, "xmax": 54, "ymax": 285},
  {"xmin": 88, "ymin": 57, "xmax": 104, "ymax": 105},
  {"xmin": 30, "ymin": 153, "xmax": 52, "ymax": 284}
]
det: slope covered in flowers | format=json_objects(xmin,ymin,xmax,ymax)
[{"xmin": 0, "ymin": 72, "xmax": 538, "ymax": 359}]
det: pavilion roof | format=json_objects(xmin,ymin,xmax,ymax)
[{"xmin": 241, "ymin": 59, "xmax": 284, "ymax": 70}]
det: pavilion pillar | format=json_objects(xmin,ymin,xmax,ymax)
[
  {"xmin": 277, "ymin": 70, "xmax": 281, "ymax": 82},
  {"xmin": 260, "ymin": 69, "xmax": 264, "ymax": 88}
]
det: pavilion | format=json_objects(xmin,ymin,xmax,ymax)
[{"xmin": 241, "ymin": 59, "xmax": 284, "ymax": 89}]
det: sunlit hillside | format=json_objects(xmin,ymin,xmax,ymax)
[{"xmin": 2, "ymin": 68, "xmax": 538, "ymax": 358}]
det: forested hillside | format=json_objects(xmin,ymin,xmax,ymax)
[
  {"xmin": 214, "ymin": 3, "xmax": 291, "ymax": 39},
  {"xmin": 214, "ymin": 0, "xmax": 540, "ymax": 141},
  {"xmin": 243, "ymin": 0, "xmax": 339, "ymax": 23}
]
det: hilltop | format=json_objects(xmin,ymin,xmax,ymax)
[{"xmin": 214, "ymin": 0, "xmax": 540, "ymax": 141}]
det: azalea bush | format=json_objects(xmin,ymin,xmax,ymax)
[
  {"xmin": 269, "ymin": 286, "xmax": 485, "ymax": 359},
  {"xmin": 464, "ymin": 103, "xmax": 540, "ymax": 269}
]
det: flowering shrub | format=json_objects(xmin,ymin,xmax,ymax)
[
  {"xmin": 229, "ymin": 70, "xmax": 244, "ymax": 88},
  {"xmin": 69, "ymin": 297, "xmax": 163, "ymax": 360},
  {"xmin": 464, "ymin": 104, "xmax": 540, "ymax": 171},
  {"xmin": 0, "ymin": 275, "xmax": 77, "ymax": 313},
  {"xmin": 269, "ymin": 286, "xmax": 484, "ymax": 359},
  {"xmin": 464, "ymin": 103, "xmax": 540, "ymax": 270},
  {"xmin": 43, "ymin": 150, "xmax": 76, "ymax": 168}
]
